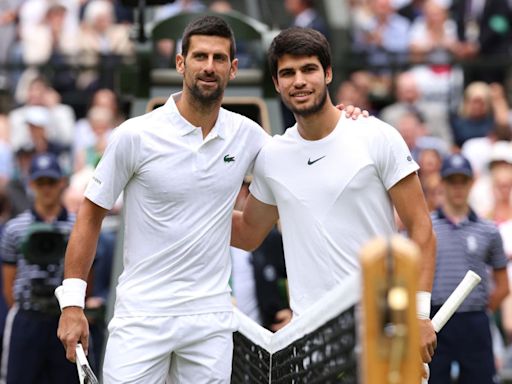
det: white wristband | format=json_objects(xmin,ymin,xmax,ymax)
[
  {"xmin": 416, "ymin": 291, "xmax": 431, "ymax": 320},
  {"xmin": 57, "ymin": 278, "xmax": 87, "ymax": 310}
]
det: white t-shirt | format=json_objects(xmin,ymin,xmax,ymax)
[
  {"xmin": 85, "ymin": 93, "xmax": 269, "ymax": 316},
  {"xmin": 250, "ymin": 114, "xmax": 418, "ymax": 315}
]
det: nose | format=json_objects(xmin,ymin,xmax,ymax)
[
  {"xmin": 204, "ymin": 56, "xmax": 215, "ymax": 73},
  {"xmin": 293, "ymin": 72, "xmax": 306, "ymax": 88}
]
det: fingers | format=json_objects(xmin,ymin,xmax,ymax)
[
  {"xmin": 65, "ymin": 338, "xmax": 78, "ymax": 363},
  {"xmin": 80, "ymin": 333, "xmax": 89, "ymax": 356},
  {"xmin": 57, "ymin": 308, "xmax": 89, "ymax": 363}
]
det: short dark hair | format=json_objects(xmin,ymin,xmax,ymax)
[
  {"xmin": 268, "ymin": 27, "xmax": 331, "ymax": 79},
  {"xmin": 181, "ymin": 15, "xmax": 236, "ymax": 60}
]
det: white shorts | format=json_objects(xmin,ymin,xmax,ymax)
[{"xmin": 102, "ymin": 311, "xmax": 238, "ymax": 384}]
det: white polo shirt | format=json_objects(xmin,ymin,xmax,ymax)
[
  {"xmin": 250, "ymin": 114, "xmax": 418, "ymax": 315},
  {"xmin": 85, "ymin": 93, "xmax": 269, "ymax": 316}
]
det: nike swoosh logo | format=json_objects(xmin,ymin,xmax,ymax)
[{"xmin": 307, "ymin": 156, "xmax": 326, "ymax": 165}]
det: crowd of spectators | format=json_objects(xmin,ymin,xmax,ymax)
[{"xmin": 0, "ymin": 0, "xmax": 510, "ymax": 380}]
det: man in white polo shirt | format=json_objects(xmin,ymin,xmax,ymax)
[
  {"xmin": 231, "ymin": 27, "xmax": 438, "ymax": 369},
  {"xmin": 55, "ymin": 15, "xmax": 269, "ymax": 384}
]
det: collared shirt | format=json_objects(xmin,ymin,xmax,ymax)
[
  {"xmin": 431, "ymin": 207, "xmax": 507, "ymax": 312},
  {"xmin": 85, "ymin": 92, "xmax": 269, "ymax": 316},
  {"xmin": 0, "ymin": 207, "xmax": 75, "ymax": 312}
]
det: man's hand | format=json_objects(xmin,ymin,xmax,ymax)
[
  {"xmin": 336, "ymin": 103, "xmax": 370, "ymax": 119},
  {"xmin": 57, "ymin": 306, "xmax": 90, "ymax": 363},
  {"xmin": 270, "ymin": 308, "xmax": 292, "ymax": 332},
  {"xmin": 419, "ymin": 318, "xmax": 437, "ymax": 363}
]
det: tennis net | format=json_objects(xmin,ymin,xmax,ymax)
[{"xmin": 231, "ymin": 275, "xmax": 360, "ymax": 383}]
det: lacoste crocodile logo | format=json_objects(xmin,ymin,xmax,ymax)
[
  {"xmin": 307, "ymin": 156, "xmax": 326, "ymax": 165},
  {"xmin": 224, "ymin": 154, "xmax": 235, "ymax": 163}
]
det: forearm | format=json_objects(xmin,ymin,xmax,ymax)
[
  {"xmin": 231, "ymin": 195, "xmax": 279, "ymax": 251},
  {"xmin": 64, "ymin": 200, "xmax": 106, "ymax": 281},
  {"xmin": 231, "ymin": 210, "xmax": 262, "ymax": 251},
  {"xmin": 410, "ymin": 222, "xmax": 436, "ymax": 292},
  {"xmin": 488, "ymin": 269, "xmax": 509, "ymax": 312}
]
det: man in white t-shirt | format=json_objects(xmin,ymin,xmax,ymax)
[{"xmin": 231, "ymin": 27, "xmax": 438, "ymax": 369}]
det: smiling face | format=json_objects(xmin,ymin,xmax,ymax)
[
  {"xmin": 176, "ymin": 35, "xmax": 238, "ymax": 105},
  {"xmin": 273, "ymin": 54, "xmax": 331, "ymax": 117}
]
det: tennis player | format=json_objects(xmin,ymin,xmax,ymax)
[
  {"xmin": 231, "ymin": 27, "xmax": 438, "ymax": 366},
  {"xmin": 56, "ymin": 16, "xmax": 364, "ymax": 383}
]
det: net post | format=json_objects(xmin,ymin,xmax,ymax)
[{"xmin": 361, "ymin": 235, "xmax": 422, "ymax": 384}]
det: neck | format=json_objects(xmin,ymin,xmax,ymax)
[
  {"xmin": 442, "ymin": 203, "xmax": 470, "ymax": 224},
  {"xmin": 34, "ymin": 202, "xmax": 62, "ymax": 222},
  {"xmin": 175, "ymin": 91, "xmax": 222, "ymax": 138},
  {"xmin": 296, "ymin": 100, "xmax": 342, "ymax": 141}
]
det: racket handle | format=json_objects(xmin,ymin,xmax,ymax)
[{"xmin": 431, "ymin": 270, "xmax": 481, "ymax": 332}]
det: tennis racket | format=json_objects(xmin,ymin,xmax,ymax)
[
  {"xmin": 55, "ymin": 286, "xmax": 99, "ymax": 384},
  {"xmin": 421, "ymin": 270, "xmax": 482, "ymax": 384}
]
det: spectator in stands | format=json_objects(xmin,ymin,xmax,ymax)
[
  {"xmin": 76, "ymin": 0, "xmax": 134, "ymax": 91},
  {"xmin": 451, "ymin": 0, "xmax": 512, "ymax": 85},
  {"xmin": 0, "ymin": 0, "xmax": 20, "ymax": 91},
  {"xmin": 422, "ymin": 172, "xmax": 443, "ymax": 212},
  {"xmin": 351, "ymin": 0, "xmax": 410, "ymax": 98},
  {"xmin": 397, "ymin": 0, "xmax": 426, "ymax": 22},
  {"xmin": 5, "ymin": 147, "xmax": 34, "ymax": 218},
  {"xmin": 80, "ymin": 0, "xmax": 134, "ymax": 25},
  {"xmin": 8, "ymin": 76, "xmax": 75, "ymax": 153},
  {"xmin": 429, "ymin": 153, "xmax": 509, "ymax": 383},
  {"xmin": 408, "ymin": 0, "xmax": 457, "ymax": 64},
  {"xmin": 73, "ymin": 106, "xmax": 114, "ymax": 171},
  {"xmin": 284, "ymin": 0, "xmax": 330, "ymax": 39},
  {"xmin": 0, "ymin": 153, "xmax": 82, "ymax": 383},
  {"xmin": 379, "ymin": 71, "xmax": 453, "ymax": 146},
  {"xmin": 418, "ymin": 147, "xmax": 443, "ymax": 181},
  {"xmin": 0, "ymin": 115, "xmax": 13, "ymax": 186},
  {"xmin": 467, "ymin": 140, "xmax": 512, "ymax": 218},
  {"xmin": 73, "ymin": 88, "xmax": 124, "ymax": 150},
  {"xmin": 336, "ymin": 77, "xmax": 374, "ymax": 116},
  {"xmin": 153, "ymin": 0, "xmax": 206, "ymax": 67},
  {"xmin": 395, "ymin": 110, "xmax": 448, "ymax": 163},
  {"xmin": 20, "ymin": 3, "xmax": 78, "ymax": 94},
  {"xmin": 451, "ymin": 81, "xmax": 510, "ymax": 148},
  {"xmin": 18, "ymin": 0, "xmax": 80, "ymax": 49},
  {"xmin": 460, "ymin": 83, "xmax": 511, "ymax": 183},
  {"xmin": 406, "ymin": 0, "xmax": 464, "ymax": 112}
]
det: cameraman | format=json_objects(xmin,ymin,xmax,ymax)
[{"xmin": 0, "ymin": 153, "xmax": 78, "ymax": 383}]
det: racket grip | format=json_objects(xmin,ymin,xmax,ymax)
[{"xmin": 431, "ymin": 271, "xmax": 481, "ymax": 332}]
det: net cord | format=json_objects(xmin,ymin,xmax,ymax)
[{"xmin": 234, "ymin": 274, "xmax": 361, "ymax": 354}]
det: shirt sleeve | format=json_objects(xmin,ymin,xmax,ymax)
[
  {"xmin": 249, "ymin": 145, "xmax": 277, "ymax": 206},
  {"xmin": 84, "ymin": 123, "xmax": 140, "ymax": 210},
  {"xmin": 1, "ymin": 223, "xmax": 19, "ymax": 265},
  {"xmin": 487, "ymin": 226, "xmax": 508, "ymax": 269},
  {"xmin": 371, "ymin": 118, "xmax": 419, "ymax": 190}
]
